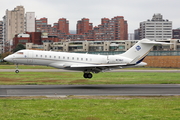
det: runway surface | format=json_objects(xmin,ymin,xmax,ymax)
[
  {"xmin": 1, "ymin": 69, "xmax": 180, "ymax": 97},
  {"xmin": 0, "ymin": 84, "xmax": 180, "ymax": 96}
]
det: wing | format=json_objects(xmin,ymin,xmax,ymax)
[
  {"xmin": 69, "ymin": 63, "xmax": 128, "ymax": 68},
  {"xmin": 49, "ymin": 62, "xmax": 135, "ymax": 73}
]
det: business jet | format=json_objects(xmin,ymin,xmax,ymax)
[{"xmin": 4, "ymin": 39, "xmax": 170, "ymax": 78}]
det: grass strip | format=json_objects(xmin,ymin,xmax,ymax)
[
  {"xmin": 0, "ymin": 72, "xmax": 180, "ymax": 85},
  {"xmin": 0, "ymin": 96, "xmax": 179, "ymax": 120}
]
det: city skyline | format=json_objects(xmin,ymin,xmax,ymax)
[{"xmin": 1, "ymin": 0, "xmax": 180, "ymax": 33}]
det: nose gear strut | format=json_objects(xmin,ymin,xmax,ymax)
[{"xmin": 15, "ymin": 64, "xmax": 19, "ymax": 73}]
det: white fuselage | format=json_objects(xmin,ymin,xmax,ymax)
[
  {"xmin": 5, "ymin": 49, "xmax": 145, "ymax": 71},
  {"xmin": 7, "ymin": 50, "xmax": 131, "ymax": 66}
]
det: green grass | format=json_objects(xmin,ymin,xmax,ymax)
[
  {"xmin": 0, "ymin": 72, "xmax": 180, "ymax": 85},
  {"xmin": 0, "ymin": 96, "xmax": 180, "ymax": 120}
]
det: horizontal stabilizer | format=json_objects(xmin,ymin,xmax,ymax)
[{"xmin": 141, "ymin": 39, "xmax": 172, "ymax": 45}]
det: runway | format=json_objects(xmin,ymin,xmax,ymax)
[
  {"xmin": 1, "ymin": 69, "xmax": 180, "ymax": 97},
  {"xmin": 0, "ymin": 84, "xmax": 180, "ymax": 96}
]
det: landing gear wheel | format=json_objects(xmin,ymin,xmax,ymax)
[
  {"xmin": 87, "ymin": 73, "xmax": 93, "ymax": 79},
  {"xmin": 83, "ymin": 73, "xmax": 88, "ymax": 78},
  {"xmin": 83, "ymin": 73, "xmax": 93, "ymax": 79},
  {"xmin": 15, "ymin": 70, "xmax": 19, "ymax": 73}
]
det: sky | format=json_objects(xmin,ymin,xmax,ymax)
[{"xmin": 1, "ymin": 0, "xmax": 180, "ymax": 33}]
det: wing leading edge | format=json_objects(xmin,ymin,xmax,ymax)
[{"xmin": 49, "ymin": 62, "xmax": 137, "ymax": 69}]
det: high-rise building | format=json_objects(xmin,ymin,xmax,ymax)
[
  {"xmin": 35, "ymin": 16, "xmax": 128, "ymax": 41},
  {"xmin": 35, "ymin": 17, "xmax": 70, "ymax": 41},
  {"xmin": 172, "ymin": 28, "xmax": 180, "ymax": 39},
  {"xmin": 139, "ymin": 13, "xmax": 172, "ymax": 40},
  {"xmin": 76, "ymin": 18, "xmax": 93, "ymax": 34},
  {"xmin": 25, "ymin": 12, "xmax": 35, "ymax": 32},
  {"xmin": 0, "ymin": 21, "xmax": 3, "ymax": 42},
  {"xmin": 134, "ymin": 29, "xmax": 140, "ymax": 40},
  {"xmin": 128, "ymin": 33, "xmax": 134, "ymax": 40},
  {"xmin": 0, "ymin": 21, "xmax": 3, "ymax": 54},
  {"xmin": 58, "ymin": 18, "xmax": 69, "ymax": 35},
  {"xmin": 4, "ymin": 6, "xmax": 25, "ymax": 43},
  {"xmin": 35, "ymin": 17, "xmax": 50, "ymax": 33},
  {"xmin": 94, "ymin": 16, "xmax": 128, "ymax": 41}
]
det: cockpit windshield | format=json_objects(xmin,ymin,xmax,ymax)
[{"xmin": 16, "ymin": 52, "xmax": 24, "ymax": 55}]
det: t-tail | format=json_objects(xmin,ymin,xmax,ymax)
[{"xmin": 121, "ymin": 39, "xmax": 171, "ymax": 64}]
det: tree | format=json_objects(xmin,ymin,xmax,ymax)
[
  {"xmin": 0, "ymin": 52, "xmax": 12, "ymax": 64},
  {"xmin": 13, "ymin": 43, "xmax": 26, "ymax": 53},
  {"xmin": 0, "ymin": 52, "xmax": 12, "ymax": 59}
]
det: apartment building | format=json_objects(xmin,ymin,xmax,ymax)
[
  {"xmin": 4, "ymin": 6, "xmax": 25, "ymax": 42},
  {"xmin": 0, "ymin": 21, "xmax": 3, "ymax": 54},
  {"xmin": 35, "ymin": 17, "xmax": 70, "ymax": 40},
  {"xmin": 77, "ymin": 18, "xmax": 93, "ymax": 34},
  {"xmin": 27, "ymin": 39, "xmax": 180, "ymax": 52},
  {"xmin": 25, "ymin": 12, "xmax": 35, "ymax": 32},
  {"xmin": 172, "ymin": 28, "xmax": 180, "ymax": 39},
  {"xmin": 35, "ymin": 16, "xmax": 128, "ymax": 41},
  {"xmin": 26, "ymin": 40, "xmax": 129, "ymax": 52},
  {"xmin": 58, "ymin": 18, "xmax": 69, "ymax": 35},
  {"xmin": 36, "ymin": 17, "xmax": 51, "ymax": 33},
  {"xmin": 94, "ymin": 16, "xmax": 128, "ymax": 41},
  {"xmin": 139, "ymin": 13, "xmax": 172, "ymax": 40},
  {"xmin": 0, "ymin": 21, "xmax": 3, "ymax": 43}
]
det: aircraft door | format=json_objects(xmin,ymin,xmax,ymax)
[{"xmin": 27, "ymin": 51, "xmax": 33, "ymax": 64}]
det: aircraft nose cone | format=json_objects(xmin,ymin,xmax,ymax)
[
  {"xmin": 4, "ymin": 56, "xmax": 11, "ymax": 62},
  {"xmin": 2, "ymin": 59, "xmax": 6, "ymax": 62}
]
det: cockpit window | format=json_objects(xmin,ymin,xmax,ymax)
[{"xmin": 16, "ymin": 52, "xmax": 24, "ymax": 54}]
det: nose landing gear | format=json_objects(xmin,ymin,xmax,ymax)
[
  {"xmin": 15, "ymin": 70, "xmax": 19, "ymax": 73},
  {"xmin": 15, "ymin": 64, "xmax": 19, "ymax": 73}
]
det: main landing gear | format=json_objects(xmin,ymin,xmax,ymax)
[{"xmin": 83, "ymin": 73, "xmax": 93, "ymax": 79}]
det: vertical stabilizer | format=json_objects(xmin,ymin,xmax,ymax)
[{"xmin": 121, "ymin": 39, "xmax": 170, "ymax": 63}]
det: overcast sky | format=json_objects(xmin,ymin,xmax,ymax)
[{"xmin": 1, "ymin": 0, "xmax": 180, "ymax": 33}]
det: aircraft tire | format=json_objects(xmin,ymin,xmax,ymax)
[
  {"xmin": 15, "ymin": 70, "xmax": 19, "ymax": 73},
  {"xmin": 83, "ymin": 73, "xmax": 88, "ymax": 78},
  {"xmin": 87, "ymin": 73, "xmax": 93, "ymax": 79},
  {"xmin": 83, "ymin": 73, "xmax": 93, "ymax": 79}
]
